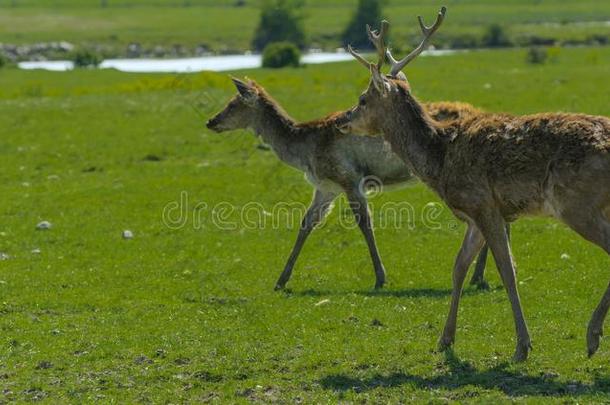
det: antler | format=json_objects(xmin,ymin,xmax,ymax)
[
  {"xmin": 387, "ymin": 6, "xmax": 447, "ymax": 78},
  {"xmin": 347, "ymin": 20, "xmax": 390, "ymax": 71}
]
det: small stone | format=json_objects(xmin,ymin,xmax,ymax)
[
  {"xmin": 560, "ymin": 253, "xmax": 570, "ymax": 260},
  {"xmin": 0, "ymin": 253, "xmax": 9, "ymax": 261},
  {"xmin": 36, "ymin": 221, "xmax": 52, "ymax": 230},
  {"xmin": 122, "ymin": 230, "xmax": 134, "ymax": 239},
  {"xmin": 174, "ymin": 357, "xmax": 190, "ymax": 365},
  {"xmin": 31, "ymin": 249, "xmax": 41, "ymax": 255},
  {"xmin": 134, "ymin": 355, "xmax": 152, "ymax": 365},
  {"xmin": 35, "ymin": 361, "xmax": 53, "ymax": 370},
  {"xmin": 542, "ymin": 372, "xmax": 559, "ymax": 380},
  {"xmin": 314, "ymin": 299, "xmax": 330, "ymax": 306}
]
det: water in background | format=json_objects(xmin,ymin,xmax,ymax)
[{"xmin": 18, "ymin": 50, "xmax": 457, "ymax": 73}]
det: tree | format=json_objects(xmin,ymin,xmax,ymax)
[
  {"xmin": 482, "ymin": 24, "xmax": 512, "ymax": 48},
  {"xmin": 342, "ymin": 0, "xmax": 384, "ymax": 50},
  {"xmin": 262, "ymin": 42, "xmax": 301, "ymax": 68},
  {"xmin": 252, "ymin": 0, "xmax": 307, "ymax": 51}
]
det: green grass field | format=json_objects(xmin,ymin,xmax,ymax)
[
  {"xmin": 0, "ymin": 47, "xmax": 610, "ymax": 402},
  {"xmin": 1, "ymin": 0, "xmax": 609, "ymax": 54}
]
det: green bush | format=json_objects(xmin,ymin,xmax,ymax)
[
  {"xmin": 526, "ymin": 47, "xmax": 548, "ymax": 64},
  {"xmin": 482, "ymin": 24, "xmax": 512, "ymax": 48},
  {"xmin": 449, "ymin": 34, "xmax": 480, "ymax": 49},
  {"xmin": 262, "ymin": 42, "xmax": 301, "ymax": 68},
  {"xmin": 252, "ymin": 0, "xmax": 306, "ymax": 51},
  {"xmin": 71, "ymin": 48, "xmax": 102, "ymax": 68},
  {"xmin": 342, "ymin": 0, "xmax": 385, "ymax": 49}
]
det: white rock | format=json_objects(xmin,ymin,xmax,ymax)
[
  {"xmin": 122, "ymin": 230, "xmax": 134, "ymax": 239},
  {"xmin": 36, "ymin": 221, "xmax": 52, "ymax": 230},
  {"xmin": 0, "ymin": 253, "xmax": 9, "ymax": 261},
  {"xmin": 560, "ymin": 253, "xmax": 570, "ymax": 260},
  {"xmin": 31, "ymin": 248, "xmax": 41, "ymax": 254}
]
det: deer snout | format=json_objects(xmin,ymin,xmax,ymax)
[{"xmin": 206, "ymin": 117, "xmax": 223, "ymax": 132}]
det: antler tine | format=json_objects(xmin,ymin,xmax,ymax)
[
  {"xmin": 366, "ymin": 20, "xmax": 390, "ymax": 69},
  {"xmin": 347, "ymin": 44, "xmax": 373, "ymax": 70},
  {"xmin": 348, "ymin": 19, "xmax": 390, "ymax": 72},
  {"xmin": 388, "ymin": 6, "xmax": 447, "ymax": 78}
]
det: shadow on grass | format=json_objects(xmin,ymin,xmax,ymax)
[
  {"xmin": 360, "ymin": 285, "xmax": 503, "ymax": 298},
  {"xmin": 319, "ymin": 350, "xmax": 610, "ymax": 397},
  {"xmin": 285, "ymin": 285, "xmax": 501, "ymax": 299}
]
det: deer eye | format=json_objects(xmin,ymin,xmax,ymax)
[{"xmin": 359, "ymin": 96, "xmax": 366, "ymax": 106}]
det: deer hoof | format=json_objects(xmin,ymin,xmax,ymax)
[
  {"xmin": 587, "ymin": 325, "xmax": 603, "ymax": 358},
  {"xmin": 274, "ymin": 283, "xmax": 286, "ymax": 291},
  {"xmin": 512, "ymin": 341, "xmax": 532, "ymax": 362}
]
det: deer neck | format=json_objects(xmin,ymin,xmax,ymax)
[
  {"xmin": 250, "ymin": 103, "xmax": 310, "ymax": 171},
  {"xmin": 381, "ymin": 94, "xmax": 446, "ymax": 189}
]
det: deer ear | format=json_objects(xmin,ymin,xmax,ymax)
[
  {"xmin": 231, "ymin": 77, "xmax": 257, "ymax": 104},
  {"xmin": 394, "ymin": 72, "xmax": 411, "ymax": 91}
]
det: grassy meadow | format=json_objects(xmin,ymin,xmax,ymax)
[
  {"xmin": 0, "ymin": 47, "xmax": 609, "ymax": 402},
  {"xmin": 0, "ymin": 0, "xmax": 609, "ymax": 53}
]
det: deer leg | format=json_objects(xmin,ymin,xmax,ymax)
[
  {"xmin": 470, "ymin": 223, "xmax": 510, "ymax": 289},
  {"xmin": 588, "ymin": 280, "xmax": 610, "ymax": 357},
  {"xmin": 559, "ymin": 208, "xmax": 610, "ymax": 357},
  {"xmin": 347, "ymin": 189, "xmax": 386, "ymax": 289},
  {"xmin": 477, "ymin": 213, "xmax": 531, "ymax": 362},
  {"xmin": 439, "ymin": 223, "xmax": 485, "ymax": 350},
  {"xmin": 470, "ymin": 245, "xmax": 489, "ymax": 289},
  {"xmin": 585, "ymin": 222, "xmax": 610, "ymax": 356},
  {"xmin": 275, "ymin": 189, "xmax": 336, "ymax": 290}
]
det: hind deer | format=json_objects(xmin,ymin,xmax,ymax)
[
  {"xmin": 340, "ymin": 7, "xmax": 610, "ymax": 361},
  {"xmin": 206, "ymin": 78, "xmax": 494, "ymax": 290}
]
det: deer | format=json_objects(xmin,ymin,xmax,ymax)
[
  {"xmin": 339, "ymin": 7, "xmax": 610, "ymax": 361},
  {"xmin": 206, "ymin": 77, "xmax": 495, "ymax": 291}
]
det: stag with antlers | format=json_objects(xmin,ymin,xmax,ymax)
[
  {"xmin": 206, "ymin": 76, "xmax": 493, "ymax": 290},
  {"xmin": 340, "ymin": 7, "xmax": 610, "ymax": 361}
]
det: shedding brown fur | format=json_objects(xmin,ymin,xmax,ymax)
[{"xmin": 342, "ymin": 10, "xmax": 610, "ymax": 362}]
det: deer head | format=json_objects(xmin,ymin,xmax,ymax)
[
  {"xmin": 339, "ymin": 7, "xmax": 447, "ymax": 136},
  {"xmin": 206, "ymin": 77, "xmax": 260, "ymax": 133}
]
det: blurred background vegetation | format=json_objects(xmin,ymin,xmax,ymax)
[{"xmin": 0, "ymin": 0, "xmax": 608, "ymax": 63}]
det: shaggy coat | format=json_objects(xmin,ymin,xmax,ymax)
[{"xmin": 341, "ymin": 76, "xmax": 610, "ymax": 361}]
